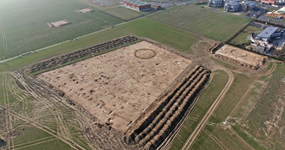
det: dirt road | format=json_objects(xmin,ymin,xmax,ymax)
[{"xmin": 181, "ymin": 69, "xmax": 234, "ymax": 150}]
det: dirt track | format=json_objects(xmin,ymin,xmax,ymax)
[
  {"xmin": 181, "ymin": 69, "xmax": 234, "ymax": 150},
  {"xmin": 9, "ymin": 71, "xmax": 138, "ymax": 150}
]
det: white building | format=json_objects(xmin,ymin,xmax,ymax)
[
  {"xmin": 208, "ymin": 0, "xmax": 223, "ymax": 7},
  {"xmin": 241, "ymin": 1, "xmax": 256, "ymax": 11},
  {"xmin": 224, "ymin": 0, "xmax": 240, "ymax": 12}
]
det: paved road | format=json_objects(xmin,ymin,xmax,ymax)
[{"xmin": 181, "ymin": 69, "xmax": 234, "ymax": 150}]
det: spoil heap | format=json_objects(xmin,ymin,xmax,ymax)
[
  {"xmin": 29, "ymin": 36, "xmax": 138, "ymax": 73},
  {"xmin": 125, "ymin": 66, "xmax": 211, "ymax": 150}
]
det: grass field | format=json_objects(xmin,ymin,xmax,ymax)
[
  {"xmin": 77, "ymin": 0, "xmax": 120, "ymax": 10},
  {"xmin": 1, "ymin": 18, "xmax": 202, "ymax": 71},
  {"xmin": 210, "ymin": 73, "xmax": 256, "ymax": 123},
  {"xmin": 229, "ymin": 25, "xmax": 263, "ymax": 46},
  {"xmin": 169, "ymin": 70, "xmax": 229, "ymax": 150},
  {"xmin": 0, "ymin": 0, "xmax": 122, "ymax": 59},
  {"xmin": 189, "ymin": 72, "xmax": 265, "ymax": 150},
  {"xmin": 12, "ymin": 126, "xmax": 72, "ymax": 150},
  {"xmin": 148, "ymin": 4, "xmax": 250, "ymax": 41},
  {"xmin": 103, "ymin": 6, "xmax": 143, "ymax": 20},
  {"xmin": 191, "ymin": 125, "xmax": 259, "ymax": 150},
  {"xmin": 232, "ymin": 63, "xmax": 285, "ymax": 149},
  {"xmin": 77, "ymin": 0, "xmax": 152, "ymax": 20}
]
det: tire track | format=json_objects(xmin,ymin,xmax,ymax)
[
  {"xmin": 228, "ymin": 128, "xmax": 254, "ymax": 150},
  {"xmin": 204, "ymin": 130, "xmax": 228, "ymax": 150},
  {"xmin": 263, "ymin": 62, "xmax": 276, "ymax": 77},
  {"xmin": 10, "ymin": 73, "xmax": 86, "ymax": 150},
  {"xmin": 226, "ymin": 61, "xmax": 276, "ymax": 122},
  {"xmin": 0, "ymin": 105, "xmax": 81, "ymax": 150},
  {"xmin": 14, "ymin": 138, "xmax": 56, "ymax": 150},
  {"xmin": 2, "ymin": 73, "xmax": 14, "ymax": 150},
  {"xmin": 2, "ymin": 73, "xmax": 11, "ymax": 150},
  {"xmin": 13, "ymin": 136, "xmax": 54, "ymax": 149},
  {"xmin": 181, "ymin": 69, "xmax": 234, "ymax": 150}
]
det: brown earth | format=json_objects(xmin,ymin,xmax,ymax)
[{"xmin": 38, "ymin": 41, "xmax": 192, "ymax": 133}]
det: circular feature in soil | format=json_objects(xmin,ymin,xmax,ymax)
[
  {"xmin": 135, "ymin": 49, "xmax": 156, "ymax": 59},
  {"xmin": 231, "ymin": 49, "xmax": 247, "ymax": 57}
]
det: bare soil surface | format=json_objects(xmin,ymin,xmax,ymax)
[
  {"xmin": 216, "ymin": 45, "xmax": 266, "ymax": 67},
  {"xmin": 38, "ymin": 41, "xmax": 192, "ymax": 133}
]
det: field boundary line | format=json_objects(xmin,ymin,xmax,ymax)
[
  {"xmin": 14, "ymin": 138, "xmax": 56, "ymax": 150},
  {"xmin": 204, "ymin": 130, "xmax": 228, "ymax": 150},
  {"xmin": 228, "ymin": 128, "xmax": 255, "ymax": 150},
  {"xmin": 13, "ymin": 136, "xmax": 54, "ymax": 148}
]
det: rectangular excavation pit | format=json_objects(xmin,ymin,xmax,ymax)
[
  {"xmin": 38, "ymin": 41, "xmax": 192, "ymax": 133},
  {"xmin": 215, "ymin": 44, "xmax": 266, "ymax": 70},
  {"xmin": 48, "ymin": 20, "xmax": 71, "ymax": 28}
]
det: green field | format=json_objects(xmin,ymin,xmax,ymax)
[
  {"xmin": 229, "ymin": 25, "xmax": 263, "ymax": 46},
  {"xmin": 0, "ymin": 0, "xmax": 122, "ymax": 59},
  {"xmin": 148, "ymin": 4, "xmax": 250, "ymax": 41},
  {"xmin": 210, "ymin": 73, "xmax": 256, "ymax": 123},
  {"xmin": 169, "ymin": 70, "xmax": 229, "ymax": 150},
  {"xmin": 103, "ymin": 6, "xmax": 143, "ymax": 20},
  {"xmin": 233, "ymin": 63, "xmax": 285, "ymax": 149},
  {"xmin": 77, "ymin": 0, "xmax": 151, "ymax": 20},
  {"xmin": 12, "ymin": 126, "xmax": 72, "ymax": 150},
  {"xmin": 189, "ymin": 73, "xmax": 264, "ymax": 150},
  {"xmin": 77, "ymin": 0, "xmax": 120, "ymax": 10},
  {"xmin": 1, "ymin": 18, "xmax": 202, "ymax": 71}
]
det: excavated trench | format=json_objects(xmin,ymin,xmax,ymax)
[
  {"xmin": 215, "ymin": 54, "xmax": 261, "ymax": 70},
  {"xmin": 125, "ymin": 66, "xmax": 211, "ymax": 150}
]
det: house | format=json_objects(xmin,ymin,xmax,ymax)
[
  {"xmin": 267, "ymin": 7, "xmax": 285, "ymax": 19},
  {"xmin": 255, "ymin": 27, "xmax": 279, "ymax": 42},
  {"xmin": 208, "ymin": 0, "xmax": 223, "ymax": 7},
  {"xmin": 122, "ymin": 0, "xmax": 151, "ymax": 11},
  {"xmin": 224, "ymin": 0, "xmax": 240, "ymax": 12}
]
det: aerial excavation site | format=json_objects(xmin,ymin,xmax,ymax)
[
  {"xmin": 38, "ymin": 41, "xmax": 193, "ymax": 133},
  {"xmin": 0, "ymin": 0, "xmax": 285, "ymax": 150}
]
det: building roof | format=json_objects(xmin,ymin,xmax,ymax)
[
  {"xmin": 123, "ymin": 0, "xmax": 150, "ymax": 6},
  {"xmin": 227, "ymin": 2, "xmax": 239, "ymax": 5},
  {"xmin": 277, "ymin": 7, "xmax": 285, "ymax": 14},
  {"xmin": 257, "ymin": 27, "xmax": 278, "ymax": 38}
]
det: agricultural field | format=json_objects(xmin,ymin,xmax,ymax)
[
  {"xmin": 1, "ymin": 18, "xmax": 204, "ymax": 71},
  {"xmin": 188, "ymin": 73, "xmax": 264, "ymax": 150},
  {"xmin": 77, "ymin": 0, "xmax": 150, "ymax": 20},
  {"xmin": 77, "ymin": 0, "xmax": 121, "ymax": 10},
  {"xmin": 148, "ymin": 4, "xmax": 250, "ymax": 41},
  {"xmin": 0, "ymin": 0, "xmax": 122, "ymax": 59},
  {"xmin": 231, "ymin": 63, "xmax": 285, "ymax": 149}
]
